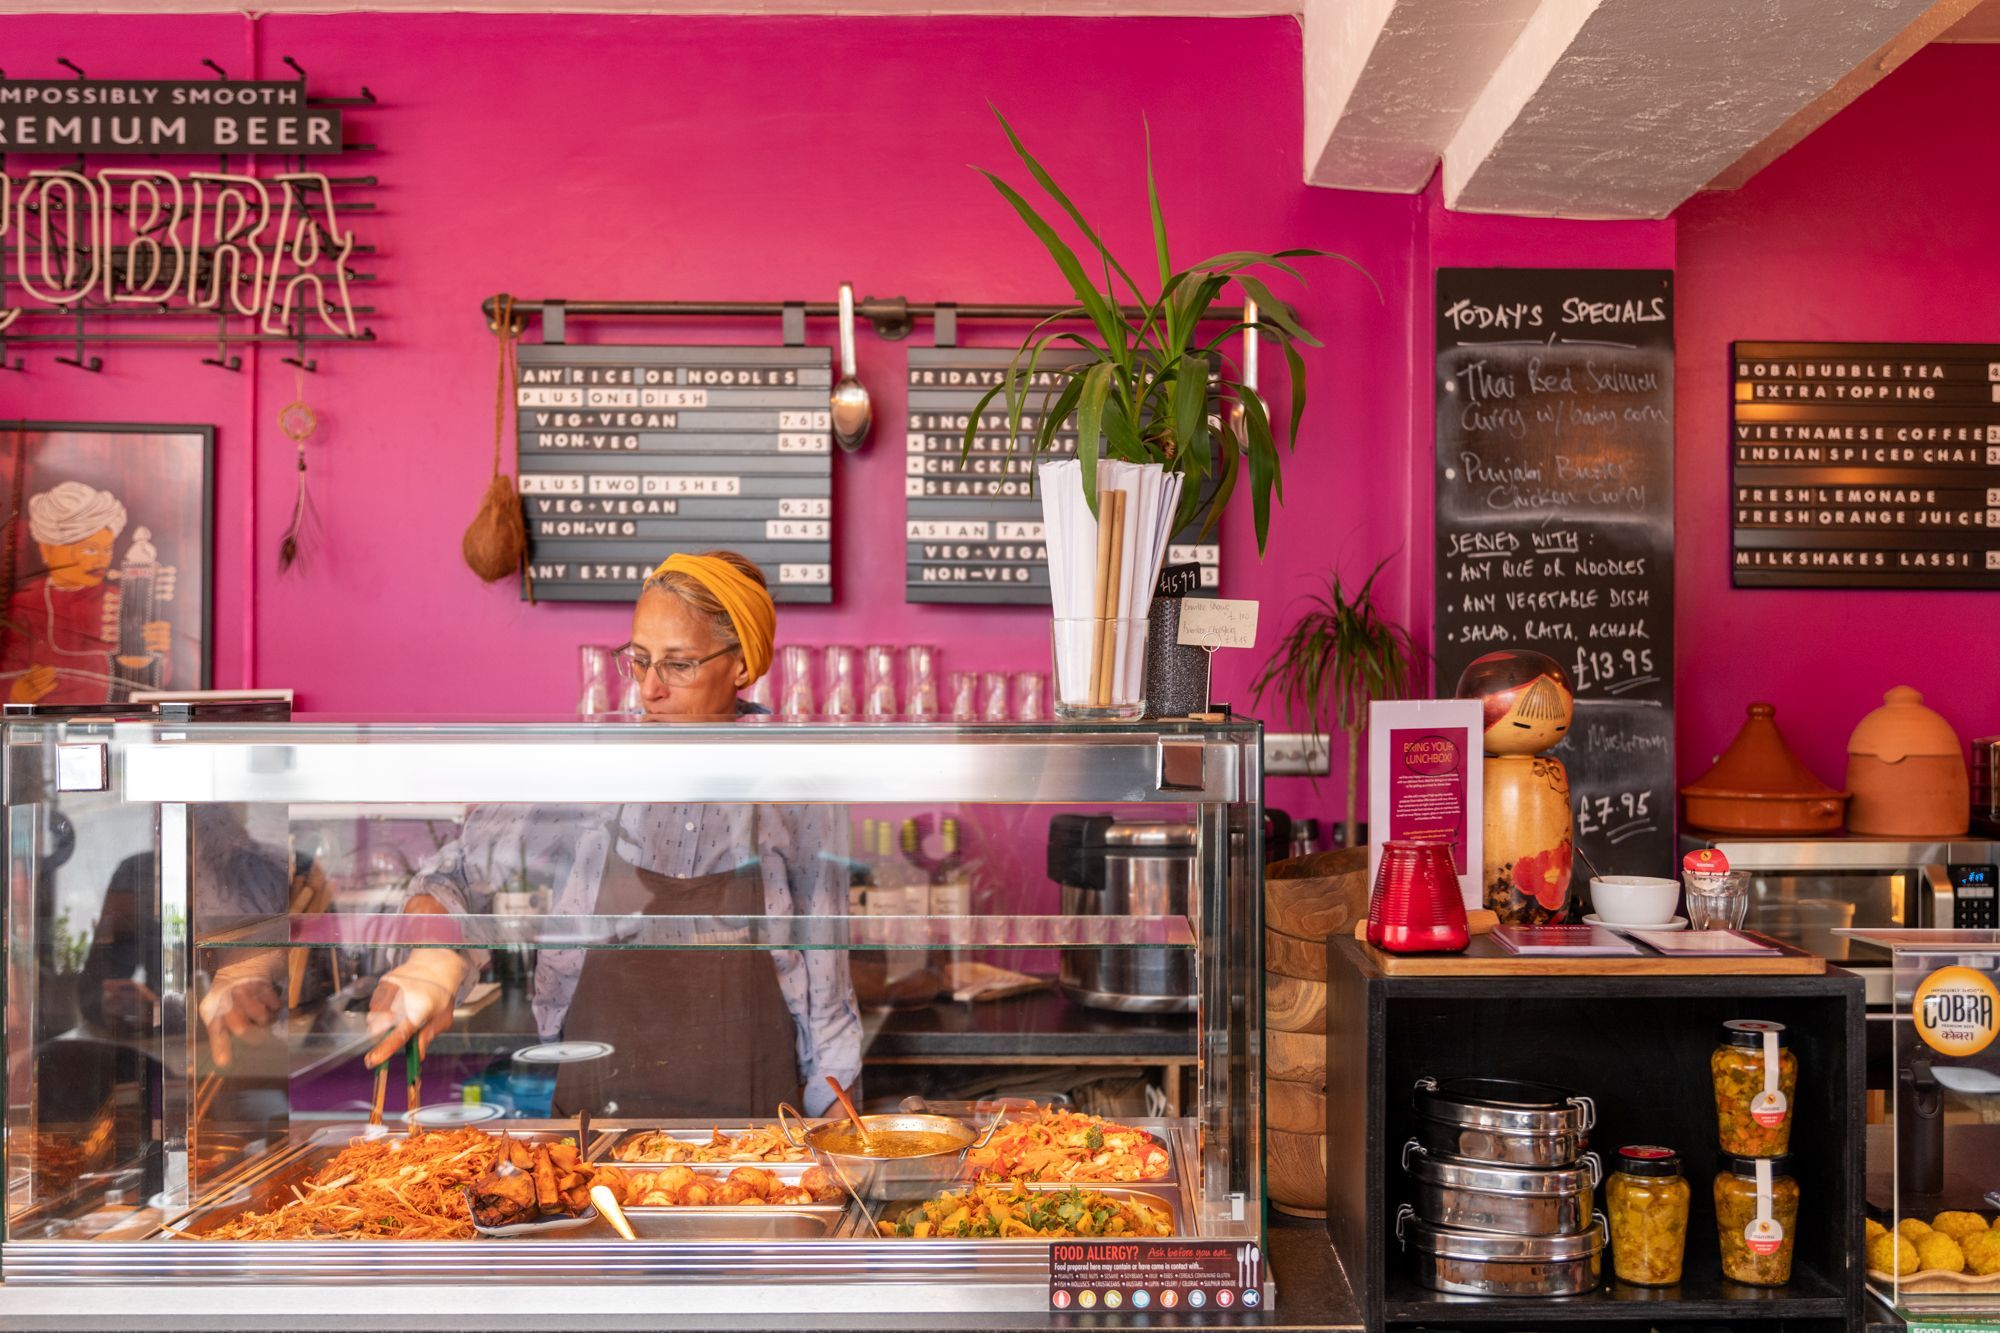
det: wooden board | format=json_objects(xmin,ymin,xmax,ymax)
[
  {"xmin": 1265, "ymin": 866, "xmax": 1368, "ymax": 940},
  {"xmin": 1266, "ymin": 1076, "xmax": 1327, "ymax": 1135},
  {"xmin": 1361, "ymin": 930, "xmax": 1825, "ymax": 976},
  {"xmin": 1266, "ymin": 974, "xmax": 1328, "ymax": 1035},
  {"xmin": 1265, "ymin": 1028, "xmax": 1327, "ymax": 1085}
]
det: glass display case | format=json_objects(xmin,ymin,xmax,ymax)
[
  {"xmin": 1, "ymin": 716, "xmax": 1264, "ymax": 1319},
  {"xmin": 1850, "ymin": 928, "xmax": 2000, "ymax": 1323}
]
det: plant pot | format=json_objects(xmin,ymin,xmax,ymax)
[{"xmin": 1142, "ymin": 599, "xmax": 1210, "ymax": 719}]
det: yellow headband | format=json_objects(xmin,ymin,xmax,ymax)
[{"xmin": 646, "ymin": 553, "xmax": 776, "ymax": 684}]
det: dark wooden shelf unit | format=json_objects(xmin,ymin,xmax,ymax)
[{"xmin": 1326, "ymin": 935, "xmax": 1866, "ymax": 1331}]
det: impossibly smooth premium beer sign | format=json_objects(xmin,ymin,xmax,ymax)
[{"xmin": 0, "ymin": 80, "xmax": 341, "ymax": 155}]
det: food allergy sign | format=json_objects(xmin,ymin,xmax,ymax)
[
  {"xmin": 0, "ymin": 79, "xmax": 341, "ymax": 155},
  {"xmin": 1731, "ymin": 341, "xmax": 2000, "ymax": 590},
  {"xmin": 1434, "ymin": 268, "xmax": 1675, "ymax": 881},
  {"xmin": 516, "ymin": 344, "xmax": 834, "ymax": 603},
  {"xmin": 904, "ymin": 347, "xmax": 1221, "ymax": 604},
  {"xmin": 1048, "ymin": 1240, "xmax": 1263, "ymax": 1312}
]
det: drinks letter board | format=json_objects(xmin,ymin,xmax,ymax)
[
  {"xmin": 1731, "ymin": 341, "xmax": 2000, "ymax": 589},
  {"xmin": 516, "ymin": 345, "xmax": 833, "ymax": 602}
]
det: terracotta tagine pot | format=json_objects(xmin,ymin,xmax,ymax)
[
  {"xmin": 1846, "ymin": 686, "xmax": 1970, "ymax": 837},
  {"xmin": 1681, "ymin": 702, "xmax": 1847, "ymax": 835}
]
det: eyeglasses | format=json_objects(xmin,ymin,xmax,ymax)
[{"xmin": 613, "ymin": 643, "xmax": 735, "ymax": 688}]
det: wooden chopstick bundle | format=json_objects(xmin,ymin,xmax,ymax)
[{"xmin": 1091, "ymin": 490, "xmax": 1128, "ymax": 707}]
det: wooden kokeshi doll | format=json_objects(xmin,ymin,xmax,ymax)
[{"xmin": 1455, "ymin": 649, "xmax": 1577, "ymax": 925}]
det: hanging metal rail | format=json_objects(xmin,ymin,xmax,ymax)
[{"xmin": 480, "ymin": 295, "xmax": 1246, "ymax": 343}]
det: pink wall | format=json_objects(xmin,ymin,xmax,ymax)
[
  {"xmin": 4, "ymin": 14, "xmax": 1991, "ymax": 835},
  {"xmin": 0, "ymin": 12, "xmax": 1411, "ymax": 832},
  {"xmin": 1674, "ymin": 43, "xmax": 2000, "ymax": 791}
]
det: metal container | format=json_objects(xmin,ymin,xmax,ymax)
[
  {"xmin": 1402, "ymin": 1140, "xmax": 1599, "ymax": 1236},
  {"xmin": 1413, "ymin": 1076, "xmax": 1595, "ymax": 1167},
  {"xmin": 776, "ymin": 1105, "xmax": 995, "ymax": 1202},
  {"xmin": 869, "ymin": 1184, "xmax": 1186, "ymax": 1239},
  {"xmin": 1049, "ymin": 815, "xmax": 1196, "ymax": 1013},
  {"xmin": 1398, "ymin": 1205, "xmax": 1606, "ymax": 1297}
]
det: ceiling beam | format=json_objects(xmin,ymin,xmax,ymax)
[
  {"xmin": 1301, "ymin": 0, "xmax": 1540, "ymax": 193},
  {"xmin": 1442, "ymin": 0, "xmax": 1958, "ymax": 219},
  {"xmin": 1704, "ymin": 0, "xmax": 1986, "ymax": 191}
]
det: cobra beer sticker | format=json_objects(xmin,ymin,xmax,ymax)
[{"xmin": 1913, "ymin": 966, "xmax": 2000, "ymax": 1058}]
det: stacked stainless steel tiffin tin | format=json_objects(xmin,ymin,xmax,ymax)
[{"xmin": 1396, "ymin": 1076, "xmax": 1608, "ymax": 1297}]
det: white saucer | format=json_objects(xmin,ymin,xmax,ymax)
[{"xmin": 1585, "ymin": 913, "xmax": 1687, "ymax": 933}]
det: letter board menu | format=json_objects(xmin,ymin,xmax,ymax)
[
  {"xmin": 516, "ymin": 345, "xmax": 833, "ymax": 602},
  {"xmin": 1433, "ymin": 268, "xmax": 1675, "ymax": 880},
  {"xmin": 905, "ymin": 347, "xmax": 1221, "ymax": 603},
  {"xmin": 1731, "ymin": 341, "xmax": 2000, "ymax": 589}
]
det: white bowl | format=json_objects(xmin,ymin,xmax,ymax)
[{"xmin": 1588, "ymin": 875, "xmax": 1682, "ymax": 925}]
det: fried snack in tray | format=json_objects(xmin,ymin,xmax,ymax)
[
  {"xmin": 610, "ymin": 1124, "xmax": 809, "ymax": 1164},
  {"xmin": 964, "ymin": 1104, "xmax": 1171, "ymax": 1184},
  {"xmin": 467, "ymin": 1139, "xmax": 626, "ymax": 1230},
  {"xmin": 878, "ymin": 1184, "xmax": 1173, "ymax": 1239},
  {"xmin": 199, "ymin": 1128, "xmax": 510, "ymax": 1240},
  {"xmin": 612, "ymin": 1164, "xmax": 842, "ymax": 1208}
]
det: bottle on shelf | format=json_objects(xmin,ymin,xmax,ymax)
[{"xmin": 930, "ymin": 816, "xmax": 971, "ymax": 918}]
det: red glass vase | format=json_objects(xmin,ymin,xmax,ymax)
[{"xmin": 1367, "ymin": 840, "xmax": 1470, "ymax": 954}]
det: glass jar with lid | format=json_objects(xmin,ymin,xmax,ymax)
[
  {"xmin": 1713, "ymin": 1153, "xmax": 1799, "ymax": 1286},
  {"xmin": 1712, "ymin": 1019, "xmax": 1797, "ymax": 1156},
  {"xmin": 1606, "ymin": 1145, "xmax": 1689, "ymax": 1286}
]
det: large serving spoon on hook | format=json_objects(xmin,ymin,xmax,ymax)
[{"xmin": 830, "ymin": 282, "xmax": 872, "ymax": 452}]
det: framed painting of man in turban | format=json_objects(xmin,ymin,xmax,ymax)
[{"xmin": 0, "ymin": 423, "xmax": 212, "ymax": 706}]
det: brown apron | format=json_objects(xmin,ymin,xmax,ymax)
[{"xmin": 553, "ymin": 846, "xmax": 802, "ymax": 1119}]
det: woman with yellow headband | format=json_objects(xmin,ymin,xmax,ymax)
[{"xmin": 328, "ymin": 551, "xmax": 856, "ymax": 1117}]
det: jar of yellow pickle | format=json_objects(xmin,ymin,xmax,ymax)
[
  {"xmin": 1714, "ymin": 1154, "xmax": 1799, "ymax": 1286},
  {"xmin": 1606, "ymin": 1146, "xmax": 1689, "ymax": 1286},
  {"xmin": 1712, "ymin": 1020, "xmax": 1797, "ymax": 1157}
]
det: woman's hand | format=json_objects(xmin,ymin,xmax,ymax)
[
  {"xmin": 364, "ymin": 948, "xmax": 470, "ymax": 1067},
  {"xmin": 198, "ymin": 953, "xmax": 285, "ymax": 1066}
]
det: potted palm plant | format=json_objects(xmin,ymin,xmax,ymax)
[
  {"xmin": 1251, "ymin": 556, "xmax": 1423, "ymax": 850},
  {"xmin": 968, "ymin": 110, "xmax": 1368, "ymax": 550}
]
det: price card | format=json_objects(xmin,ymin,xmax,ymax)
[{"xmin": 1176, "ymin": 598, "xmax": 1258, "ymax": 650}]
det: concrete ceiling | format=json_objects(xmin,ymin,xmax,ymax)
[{"xmin": 1304, "ymin": 0, "xmax": 1990, "ymax": 217}]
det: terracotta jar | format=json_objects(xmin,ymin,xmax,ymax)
[
  {"xmin": 1681, "ymin": 703, "xmax": 1846, "ymax": 835},
  {"xmin": 1846, "ymin": 686, "xmax": 1969, "ymax": 837}
]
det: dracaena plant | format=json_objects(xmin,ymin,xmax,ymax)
[
  {"xmin": 965, "ymin": 109, "xmax": 1369, "ymax": 550},
  {"xmin": 1251, "ymin": 556, "xmax": 1423, "ymax": 849}
]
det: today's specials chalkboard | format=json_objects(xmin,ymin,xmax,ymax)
[
  {"xmin": 905, "ymin": 347, "xmax": 1222, "ymax": 603},
  {"xmin": 1433, "ymin": 268, "xmax": 1675, "ymax": 878},
  {"xmin": 1732, "ymin": 341, "xmax": 2000, "ymax": 589},
  {"xmin": 515, "ymin": 345, "xmax": 833, "ymax": 603}
]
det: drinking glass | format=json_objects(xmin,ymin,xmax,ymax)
[
  {"xmin": 577, "ymin": 645, "xmax": 616, "ymax": 715},
  {"xmin": 779, "ymin": 645, "xmax": 818, "ymax": 717},
  {"xmin": 980, "ymin": 672, "xmax": 1011, "ymax": 723},
  {"xmin": 742, "ymin": 666, "xmax": 776, "ymax": 715},
  {"xmin": 904, "ymin": 645, "xmax": 940, "ymax": 718},
  {"xmin": 947, "ymin": 671, "xmax": 978, "ymax": 722},
  {"xmin": 864, "ymin": 644, "xmax": 899, "ymax": 719},
  {"xmin": 822, "ymin": 645, "xmax": 859, "ymax": 719},
  {"xmin": 1012, "ymin": 671, "xmax": 1048, "ymax": 722},
  {"xmin": 1684, "ymin": 869, "xmax": 1750, "ymax": 931},
  {"xmin": 1051, "ymin": 618, "xmax": 1148, "ymax": 721}
]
